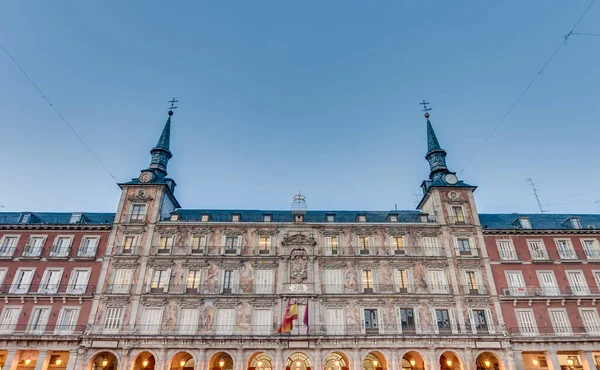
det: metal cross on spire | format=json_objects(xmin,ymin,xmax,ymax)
[
  {"xmin": 419, "ymin": 100, "xmax": 432, "ymax": 118},
  {"xmin": 167, "ymin": 98, "xmax": 178, "ymax": 116}
]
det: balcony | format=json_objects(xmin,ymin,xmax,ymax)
[
  {"xmin": 123, "ymin": 213, "xmax": 147, "ymax": 224},
  {"xmin": 0, "ymin": 324, "xmax": 85, "ymax": 336},
  {"xmin": 48, "ymin": 247, "xmax": 71, "ymax": 258},
  {"xmin": 22, "ymin": 247, "xmax": 43, "ymax": 258},
  {"xmin": 115, "ymin": 245, "xmax": 140, "ymax": 256},
  {"xmin": 106, "ymin": 284, "xmax": 132, "ymax": 294},
  {"xmin": 462, "ymin": 285, "xmax": 487, "ymax": 295},
  {"xmin": 507, "ymin": 326, "xmax": 600, "ymax": 338},
  {"xmin": 448, "ymin": 216, "xmax": 469, "ymax": 225},
  {"xmin": 0, "ymin": 246, "xmax": 17, "ymax": 258},
  {"xmin": 455, "ymin": 248, "xmax": 479, "ymax": 257},
  {"xmin": 500, "ymin": 286, "xmax": 600, "ymax": 298},
  {"xmin": 321, "ymin": 283, "xmax": 449, "ymax": 295},
  {"xmin": 0, "ymin": 283, "xmax": 96, "ymax": 295},
  {"xmin": 151, "ymin": 245, "xmax": 172, "ymax": 255},
  {"xmin": 499, "ymin": 251, "xmax": 519, "ymax": 262}
]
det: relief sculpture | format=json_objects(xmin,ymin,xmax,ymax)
[{"xmin": 290, "ymin": 248, "xmax": 308, "ymax": 283}]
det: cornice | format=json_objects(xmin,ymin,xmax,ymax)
[
  {"xmin": 0, "ymin": 225, "xmax": 111, "ymax": 231},
  {"xmin": 483, "ymin": 229, "xmax": 600, "ymax": 236}
]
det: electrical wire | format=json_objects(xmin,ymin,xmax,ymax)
[
  {"xmin": 458, "ymin": 0, "xmax": 597, "ymax": 173},
  {"xmin": 0, "ymin": 189, "xmax": 61, "ymax": 210},
  {"xmin": 0, "ymin": 43, "xmax": 120, "ymax": 183}
]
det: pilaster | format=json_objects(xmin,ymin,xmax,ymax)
[
  {"xmin": 545, "ymin": 351, "xmax": 560, "ymax": 370},
  {"xmin": 34, "ymin": 351, "xmax": 50, "ymax": 370},
  {"xmin": 580, "ymin": 351, "xmax": 597, "ymax": 370}
]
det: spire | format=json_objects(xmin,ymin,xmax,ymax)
[
  {"xmin": 426, "ymin": 118, "xmax": 444, "ymax": 154},
  {"xmin": 148, "ymin": 99, "xmax": 177, "ymax": 178},
  {"xmin": 155, "ymin": 114, "xmax": 171, "ymax": 151},
  {"xmin": 419, "ymin": 101, "xmax": 448, "ymax": 179}
]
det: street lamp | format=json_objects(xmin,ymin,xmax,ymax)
[
  {"xmin": 180, "ymin": 360, "xmax": 186, "ymax": 368},
  {"xmin": 56, "ymin": 359, "xmax": 62, "ymax": 366},
  {"xmin": 446, "ymin": 360, "xmax": 452, "ymax": 368},
  {"xmin": 532, "ymin": 360, "xmax": 539, "ymax": 367},
  {"xmin": 25, "ymin": 359, "xmax": 31, "ymax": 366},
  {"xmin": 410, "ymin": 360, "xmax": 416, "ymax": 367},
  {"xmin": 296, "ymin": 362, "xmax": 302, "ymax": 367},
  {"xmin": 219, "ymin": 361, "xmax": 225, "ymax": 368},
  {"xmin": 102, "ymin": 360, "xmax": 108, "ymax": 368},
  {"xmin": 257, "ymin": 362, "xmax": 263, "ymax": 368},
  {"xmin": 335, "ymin": 361, "xmax": 340, "ymax": 367},
  {"xmin": 484, "ymin": 361, "xmax": 491, "ymax": 368},
  {"xmin": 373, "ymin": 360, "xmax": 378, "ymax": 367},
  {"xmin": 142, "ymin": 360, "xmax": 148, "ymax": 368}
]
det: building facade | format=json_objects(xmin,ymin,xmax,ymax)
[{"xmin": 0, "ymin": 108, "xmax": 598, "ymax": 370}]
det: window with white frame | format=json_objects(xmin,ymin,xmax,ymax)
[
  {"xmin": 254, "ymin": 269, "xmax": 275, "ymax": 294},
  {"xmin": 396, "ymin": 269, "xmax": 410, "ymax": 293},
  {"xmin": 451, "ymin": 206, "xmax": 465, "ymax": 223},
  {"xmin": 190, "ymin": 235, "xmax": 207, "ymax": 254},
  {"xmin": 323, "ymin": 269, "xmax": 344, "ymax": 294},
  {"xmin": 216, "ymin": 308, "xmax": 235, "ymax": 334},
  {"xmin": 358, "ymin": 236, "xmax": 370, "ymax": 255},
  {"xmin": 497, "ymin": 240, "xmax": 517, "ymax": 261},
  {"xmin": 179, "ymin": 308, "xmax": 199, "ymax": 335},
  {"xmin": 220, "ymin": 269, "xmax": 239, "ymax": 294},
  {"xmin": 324, "ymin": 236, "xmax": 339, "ymax": 256},
  {"xmin": 78, "ymin": 237, "xmax": 99, "ymax": 257},
  {"xmin": 186, "ymin": 270, "xmax": 202, "ymax": 293},
  {"xmin": 252, "ymin": 308, "xmax": 272, "ymax": 335},
  {"xmin": 422, "ymin": 236, "xmax": 440, "ymax": 256},
  {"xmin": 39, "ymin": 268, "xmax": 63, "ymax": 294},
  {"xmin": 0, "ymin": 306, "xmax": 22, "ymax": 334},
  {"xmin": 519, "ymin": 217, "xmax": 532, "ymax": 229},
  {"xmin": 357, "ymin": 215, "xmax": 366, "ymax": 223},
  {"xmin": 67, "ymin": 269, "xmax": 91, "ymax": 294},
  {"xmin": 149, "ymin": 269, "xmax": 170, "ymax": 293},
  {"xmin": 122, "ymin": 235, "xmax": 137, "ymax": 254},
  {"xmin": 325, "ymin": 308, "xmax": 344, "ymax": 334},
  {"xmin": 231, "ymin": 214, "xmax": 240, "ymax": 222},
  {"xmin": 28, "ymin": 307, "xmax": 50, "ymax": 334},
  {"xmin": 140, "ymin": 308, "xmax": 162, "ymax": 334},
  {"xmin": 527, "ymin": 240, "xmax": 548, "ymax": 260},
  {"xmin": 0, "ymin": 267, "xmax": 7, "ymax": 289},
  {"xmin": 593, "ymin": 271, "xmax": 600, "ymax": 293},
  {"xmin": 398, "ymin": 307, "xmax": 417, "ymax": 333},
  {"xmin": 201, "ymin": 214, "xmax": 210, "ymax": 222},
  {"xmin": 102, "ymin": 307, "xmax": 123, "ymax": 333},
  {"xmin": 582, "ymin": 239, "xmax": 600, "ymax": 259},
  {"xmin": 537, "ymin": 271, "xmax": 559, "ymax": 296},
  {"xmin": 391, "ymin": 236, "xmax": 406, "ymax": 255},
  {"xmin": 456, "ymin": 238, "xmax": 473, "ymax": 255},
  {"xmin": 50, "ymin": 236, "xmax": 72, "ymax": 257},
  {"xmin": 435, "ymin": 308, "xmax": 457, "ymax": 333},
  {"xmin": 223, "ymin": 236, "xmax": 240, "ymax": 255},
  {"xmin": 505, "ymin": 271, "xmax": 526, "ymax": 296},
  {"xmin": 428, "ymin": 269, "xmax": 448, "ymax": 293},
  {"xmin": 23, "ymin": 236, "xmax": 46, "ymax": 257},
  {"xmin": 263, "ymin": 214, "xmax": 272, "ymax": 222},
  {"xmin": 130, "ymin": 204, "xmax": 146, "ymax": 222},
  {"xmin": 580, "ymin": 308, "xmax": 600, "ymax": 334},
  {"xmin": 470, "ymin": 309, "xmax": 491, "ymax": 333},
  {"xmin": 556, "ymin": 239, "xmax": 577, "ymax": 260},
  {"xmin": 362, "ymin": 270, "xmax": 374, "ymax": 293},
  {"xmin": 112, "ymin": 268, "xmax": 133, "ymax": 293},
  {"xmin": 515, "ymin": 309, "xmax": 537, "ymax": 336},
  {"xmin": 464, "ymin": 270, "xmax": 481, "ymax": 294},
  {"xmin": 11, "ymin": 268, "xmax": 35, "ymax": 294},
  {"xmin": 258, "ymin": 236, "xmax": 271, "ymax": 255},
  {"xmin": 549, "ymin": 309, "xmax": 572, "ymax": 336},
  {"xmin": 55, "ymin": 307, "xmax": 79, "ymax": 335},
  {"xmin": 157, "ymin": 235, "xmax": 175, "ymax": 254},
  {"xmin": 363, "ymin": 308, "xmax": 380, "ymax": 333},
  {"xmin": 566, "ymin": 271, "xmax": 590, "ymax": 295},
  {"xmin": 0, "ymin": 236, "xmax": 18, "ymax": 257}
]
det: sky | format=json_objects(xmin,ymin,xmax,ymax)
[{"xmin": 1, "ymin": 1, "xmax": 599, "ymax": 215}]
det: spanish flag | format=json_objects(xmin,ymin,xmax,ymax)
[{"xmin": 278, "ymin": 299, "xmax": 298, "ymax": 334}]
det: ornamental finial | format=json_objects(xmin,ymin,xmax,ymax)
[
  {"xmin": 419, "ymin": 100, "xmax": 432, "ymax": 118},
  {"xmin": 167, "ymin": 98, "xmax": 178, "ymax": 116}
]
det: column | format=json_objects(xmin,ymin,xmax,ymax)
[
  {"xmin": 156, "ymin": 350, "xmax": 167, "ymax": 370},
  {"xmin": 579, "ymin": 351, "xmax": 596, "ymax": 370},
  {"xmin": 274, "ymin": 350, "xmax": 283, "ymax": 370},
  {"xmin": 390, "ymin": 351, "xmax": 398, "ymax": 370},
  {"xmin": 352, "ymin": 349, "xmax": 360, "ymax": 370},
  {"xmin": 3, "ymin": 350, "xmax": 19, "ymax": 370},
  {"xmin": 197, "ymin": 350, "xmax": 206, "ymax": 370},
  {"xmin": 65, "ymin": 350, "xmax": 79, "ymax": 370},
  {"xmin": 236, "ymin": 349, "xmax": 244, "ymax": 370},
  {"xmin": 545, "ymin": 351, "xmax": 560, "ymax": 370},
  {"xmin": 120, "ymin": 352, "xmax": 130, "ymax": 370},
  {"xmin": 510, "ymin": 351, "xmax": 524, "ymax": 370},
  {"xmin": 34, "ymin": 351, "xmax": 50, "ymax": 370}
]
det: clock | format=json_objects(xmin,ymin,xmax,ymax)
[
  {"xmin": 445, "ymin": 173, "xmax": 458, "ymax": 185},
  {"xmin": 139, "ymin": 171, "xmax": 154, "ymax": 183}
]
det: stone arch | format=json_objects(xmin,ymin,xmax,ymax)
[
  {"xmin": 474, "ymin": 351, "xmax": 504, "ymax": 370},
  {"xmin": 247, "ymin": 352, "xmax": 274, "ymax": 370},
  {"xmin": 285, "ymin": 352, "xmax": 313, "ymax": 370},
  {"xmin": 439, "ymin": 351, "xmax": 463, "ymax": 370},
  {"xmin": 208, "ymin": 352, "xmax": 235, "ymax": 370},
  {"xmin": 88, "ymin": 351, "xmax": 119, "ymax": 370},
  {"xmin": 400, "ymin": 351, "xmax": 426, "ymax": 370},
  {"xmin": 323, "ymin": 352, "xmax": 350, "ymax": 370},
  {"xmin": 169, "ymin": 352, "xmax": 196, "ymax": 370},
  {"xmin": 130, "ymin": 351, "xmax": 158, "ymax": 370},
  {"xmin": 363, "ymin": 352, "xmax": 388, "ymax": 370}
]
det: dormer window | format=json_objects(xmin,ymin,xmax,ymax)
[
  {"xmin": 519, "ymin": 217, "xmax": 532, "ymax": 229},
  {"xmin": 357, "ymin": 214, "xmax": 366, "ymax": 223},
  {"xmin": 231, "ymin": 214, "xmax": 241, "ymax": 222},
  {"xmin": 420, "ymin": 215, "xmax": 429, "ymax": 223},
  {"xmin": 571, "ymin": 218, "xmax": 582, "ymax": 229},
  {"xmin": 295, "ymin": 214, "xmax": 304, "ymax": 223},
  {"xmin": 201, "ymin": 214, "xmax": 210, "ymax": 222},
  {"xmin": 170, "ymin": 214, "xmax": 179, "ymax": 221},
  {"xmin": 69, "ymin": 213, "xmax": 83, "ymax": 224},
  {"xmin": 20, "ymin": 213, "xmax": 32, "ymax": 224},
  {"xmin": 263, "ymin": 214, "xmax": 272, "ymax": 222},
  {"xmin": 326, "ymin": 214, "xmax": 335, "ymax": 222},
  {"xmin": 388, "ymin": 214, "xmax": 398, "ymax": 222}
]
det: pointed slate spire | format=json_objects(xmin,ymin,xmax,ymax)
[
  {"xmin": 148, "ymin": 110, "xmax": 174, "ymax": 177},
  {"xmin": 423, "ymin": 113, "xmax": 448, "ymax": 179},
  {"xmin": 155, "ymin": 114, "xmax": 171, "ymax": 151},
  {"xmin": 426, "ymin": 118, "xmax": 444, "ymax": 155}
]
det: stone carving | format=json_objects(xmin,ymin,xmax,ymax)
[
  {"xmin": 128, "ymin": 190, "xmax": 153, "ymax": 202},
  {"xmin": 239, "ymin": 262, "xmax": 254, "ymax": 293},
  {"xmin": 290, "ymin": 248, "xmax": 308, "ymax": 283},
  {"xmin": 344, "ymin": 263, "xmax": 358, "ymax": 292},
  {"xmin": 282, "ymin": 233, "xmax": 316, "ymax": 246}
]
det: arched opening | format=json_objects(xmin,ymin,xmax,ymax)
[
  {"xmin": 324, "ymin": 352, "xmax": 350, "ymax": 370},
  {"xmin": 209, "ymin": 353, "xmax": 233, "ymax": 370},
  {"xmin": 402, "ymin": 352, "xmax": 425, "ymax": 370},
  {"xmin": 364, "ymin": 352, "xmax": 387, "ymax": 370},
  {"xmin": 132, "ymin": 352, "xmax": 156, "ymax": 370},
  {"xmin": 170, "ymin": 352, "xmax": 194, "ymax": 370},
  {"xmin": 285, "ymin": 353, "xmax": 311, "ymax": 370},
  {"xmin": 91, "ymin": 352, "xmax": 118, "ymax": 370},
  {"xmin": 15, "ymin": 350, "xmax": 39, "ymax": 370},
  {"xmin": 247, "ymin": 353, "xmax": 273, "ymax": 370},
  {"xmin": 440, "ymin": 352, "xmax": 461, "ymax": 370},
  {"xmin": 475, "ymin": 352, "xmax": 500, "ymax": 370}
]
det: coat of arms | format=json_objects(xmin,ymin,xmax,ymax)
[{"xmin": 290, "ymin": 248, "xmax": 308, "ymax": 283}]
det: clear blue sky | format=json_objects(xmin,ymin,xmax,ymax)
[{"xmin": 1, "ymin": 1, "xmax": 599, "ymax": 214}]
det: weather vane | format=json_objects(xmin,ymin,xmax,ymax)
[
  {"xmin": 168, "ymin": 98, "xmax": 178, "ymax": 116},
  {"xmin": 419, "ymin": 100, "xmax": 432, "ymax": 118}
]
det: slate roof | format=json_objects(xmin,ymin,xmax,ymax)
[
  {"xmin": 0, "ymin": 212, "xmax": 115, "ymax": 225},
  {"xmin": 480, "ymin": 213, "xmax": 600, "ymax": 230},
  {"xmin": 426, "ymin": 119, "xmax": 444, "ymax": 154},
  {"xmin": 169, "ymin": 209, "xmax": 427, "ymax": 223}
]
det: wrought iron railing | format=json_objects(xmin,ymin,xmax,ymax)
[
  {"xmin": 0, "ymin": 324, "xmax": 85, "ymax": 336},
  {"xmin": 0, "ymin": 283, "xmax": 96, "ymax": 295},
  {"xmin": 500, "ymin": 286, "xmax": 600, "ymax": 297}
]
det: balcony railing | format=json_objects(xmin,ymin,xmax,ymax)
[
  {"xmin": 49, "ymin": 246, "xmax": 71, "ymax": 258},
  {"xmin": 462, "ymin": 285, "xmax": 487, "ymax": 295},
  {"xmin": 455, "ymin": 248, "xmax": 480, "ymax": 257},
  {"xmin": 448, "ymin": 216, "xmax": 469, "ymax": 224},
  {"xmin": 106, "ymin": 284, "xmax": 132, "ymax": 294},
  {"xmin": 0, "ymin": 324, "xmax": 86, "ymax": 336},
  {"xmin": 0, "ymin": 246, "xmax": 17, "ymax": 258},
  {"xmin": 123, "ymin": 213, "xmax": 147, "ymax": 224},
  {"xmin": 508, "ymin": 326, "xmax": 600, "ymax": 337},
  {"xmin": 499, "ymin": 250, "xmax": 519, "ymax": 261},
  {"xmin": 500, "ymin": 286, "xmax": 600, "ymax": 297},
  {"xmin": 76, "ymin": 249, "xmax": 97, "ymax": 258},
  {"xmin": 115, "ymin": 245, "xmax": 140, "ymax": 256},
  {"xmin": 0, "ymin": 283, "xmax": 96, "ymax": 295},
  {"xmin": 321, "ymin": 283, "xmax": 451, "ymax": 294},
  {"xmin": 22, "ymin": 247, "xmax": 43, "ymax": 257}
]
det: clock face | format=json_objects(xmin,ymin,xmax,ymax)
[
  {"xmin": 139, "ymin": 171, "xmax": 153, "ymax": 183},
  {"xmin": 445, "ymin": 173, "xmax": 458, "ymax": 185}
]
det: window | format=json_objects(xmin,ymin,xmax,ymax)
[
  {"xmin": 263, "ymin": 214, "xmax": 272, "ymax": 222},
  {"xmin": 0, "ymin": 236, "xmax": 18, "ymax": 257},
  {"xmin": 362, "ymin": 270, "xmax": 374, "ymax": 293},
  {"xmin": 582, "ymin": 239, "xmax": 600, "ymax": 259},
  {"xmin": 580, "ymin": 308, "xmax": 600, "ymax": 334},
  {"xmin": 11, "ymin": 268, "xmax": 35, "ymax": 294},
  {"xmin": 556, "ymin": 239, "xmax": 577, "ymax": 259},
  {"xmin": 140, "ymin": 308, "xmax": 162, "ymax": 334},
  {"xmin": 231, "ymin": 214, "xmax": 240, "ymax": 222},
  {"xmin": 566, "ymin": 271, "xmax": 589, "ymax": 295},
  {"xmin": 258, "ymin": 237, "xmax": 271, "ymax": 255},
  {"xmin": 0, "ymin": 306, "xmax": 21, "ymax": 334},
  {"xmin": 222, "ymin": 270, "xmax": 233, "ymax": 293},
  {"xmin": 54, "ymin": 308, "xmax": 78, "ymax": 335},
  {"xmin": 527, "ymin": 240, "xmax": 548, "ymax": 260},
  {"xmin": 325, "ymin": 308, "xmax": 344, "ymax": 335},
  {"xmin": 179, "ymin": 308, "xmax": 199, "ymax": 335},
  {"xmin": 67, "ymin": 269, "xmax": 91, "ymax": 294},
  {"xmin": 515, "ymin": 309, "xmax": 537, "ymax": 336},
  {"xmin": 571, "ymin": 218, "xmax": 582, "ymax": 229},
  {"xmin": 549, "ymin": 309, "xmax": 572, "ymax": 336},
  {"xmin": 157, "ymin": 235, "xmax": 174, "ymax": 254},
  {"xmin": 323, "ymin": 269, "xmax": 344, "ymax": 294},
  {"xmin": 392, "ymin": 236, "xmax": 405, "ymax": 255},
  {"xmin": 28, "ymin": 307, "xmax": 50, "ymax": 334},
  {"xmin": 190, "ymin": 235, "xmax": 207, "ymax": 254},
  {"xmin": 398, "ymin": 308, "xmax": 415, "ymax": 332},
  {"xmin": 363, "ymin": 309, "xmax": 378, "ymax": 333},
  {"xmin": 428, "ymin": 270, "xmax": 448, "ymax": 293},
  {"xmin": 201, "ymin": 214, "xmax": 210, "ymax": 222},
  {"xmin": 51, "ymin": 236, "xmax": 72, "ymax": 257},
  {"xmin": 472, "ymin": 310, "xmax": 488, "ymax": 331},
  {"xmin": 150, "ymin": 270, "xmax": 170, "ymax": 293},
  {"xmin": 186, "ymin": 270, "xmax": 202, "ymax": 293},
  {"xmin": 0, "ymin": 267, "xmax": 6, "ymax": 289},
  {"xmin": 78, "ymin": 237, "xmax": 98, "ymax": 257},
  {"xmin": 357, "ymin": 215, "xmax": 366, "ymax": 223},
  {"xmin": 39, "ymin": 269, "xmax": 63, "ymax": 294},
  {"xmin": 102, "ymin": 307, "xmax": 123, "ymax": 333},
  {"xmin": 224, "ymin": 236, "xmax": 239, "ymax": 255},
  {"xmin": 519, "ymin": 217, "xmax": 532, "ymax": 229},
  {"xmin": 497, "ymin": 240, "xmax": 517, "ymax": 261},
  {"xmin": 537, "ymin": 271, "xmax": 559, "ymax": 296},
  {"xmin": 505, "ymin": 271, "xmax": 526, "ymax": 296},
  {"xmin": 252, "ymin": 309, "xmax": 272, "ymax": 335},
  {"xmin": 451, "ymin": 206, "xmax": 465, "ymax": 223},
  {"xmin": 254, "ymin": 269, "xmax": 275, "ymax": 294},
  {"xmin": 69, "ymin": 213, "xmax": 82, "ymax": 224},
  {"xmin": 326, "ymin": 215, "xmax": 335, "ymax": 222},
  {"xmin": 358, "ymin": 236, "xmax": 370, "ymax": 255},
  {"xmin": 397, "ymin": 269, "xmax": 409, "ymax": 292},
  {"xmin": 593, "ymin": 271, "xmax": 600, "ymax": 293},
  {"xmin": 324, "ymin": 236, "xmax": 339, "ymax": 256},
  {"xmin": 435, "ymin": 309, "xmax": 452, "ymax": 333},
  {"xmin": 457, "ymin": 238, "xmax": 472, "ymax": 255},
  {"xmin": 465, "ymin": 271, "xmax": 480, "ymax": 294},
  {"xmin": 216, "ymin": 308, "xmax": 235, "ymax": 334},
  {"xmin": 122, "ymin": 236, "xmax": 136, "ymax": 253},
  {"xmin": 389, "ymin": 215, "xmax": 398, "ymax": 222},
  {"xmin": 422, "ymin": 237, "xmax": 440, "ymax": 256},
  {"xmin": 23, "ymin": 236, "xmax": 45, "ymax": 257},
  {"xmin": 112, "ymin": 269, "xmax": 133, "ymax": 293},
  {"xmin": 130, "ymin": 204, "xmax": 146, "ymax": 222}
]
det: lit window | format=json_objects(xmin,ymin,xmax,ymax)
[
  {"xmin": 357, "ymin": 215, "xmax": 366, "ymax": 222},
  {"xmin": 452, "ymin": 207, "xmax": 465, "ymax": 223},
  {"xmin": 259, "ymin": 237, "xmax": 270, "ymax": 254},
  {"xmin": 201, "ymin": 214, "xmax": 210, "ymax": 222},
  {"xmin": 362, "ymin": 270, "xmax": 373, "ymax": 292},
  {"xmin": 326, "ymin": 215, "xmax": 335, "ymax": 222},
  {"xmin": 263, "ymin": 214, "xmax": 272, "ymax": 222},
  {"xmin": 232, "ymin": 214, "xmax": 240, "ymax": 222},
  {"xmin": 392, "ymin": 237, "xmax": 405, "ymax": 254}
]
